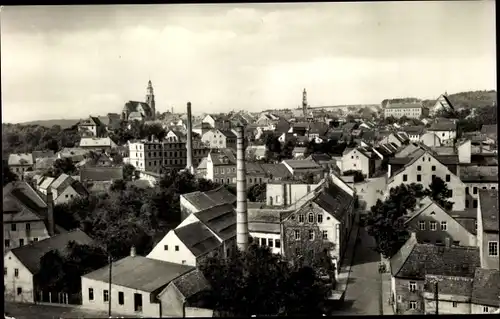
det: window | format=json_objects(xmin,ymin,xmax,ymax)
[
  {"xmin": 118, "ymin": 291, "xmax": 124, "ymax": 305},
  {"xmin": 475, "ymin": 220, "xmax": 477, "ymax": 230},
  {"xmin": 409, "ymin": 301, "xmax": 417, "ymax": 309},
  {"xmin": 431, "ymin": 174, "xmax": 436, "ymax": 180},
  {"xmin": 175, "ymin": 245, "xmax": 179, "ymax": 251},
  {"xmin": 453, "ymin": 241, "xmax": 460, "ymax": 246},
  {"xmin": 403, "ymin": 174, "xmax": 408, "ymax": 182},
  {"xmin": 4, "ymin": 240, "xmax": 10, "ymax": 248},
  {"xmin": 34, "ymin": 237, "xmax": 38, "ymax": 242},
  {"xmin": 430, "ymin": 221, "xmax": 437, "ymax": 231},
  {"xmin": 409, "ymin": 281, "xmax": 417, "ymax": 292},
  {"xmin": 465, "ymin": 187, "xmax": 469, "ymax": 194},
  {"xmin": 19, "ymin": 239, "xmax": 24, "ymax": 247},
  {"xmin": 275, "ymin": 239, "xmax": 281, "ymax": 248},
  {"xmin": 449, "ymin": 190, "xmax": 453, "ymax": 197},
  {"xmin": 268, "ymin": 238, "xmax": 274, "ymax": 247},
  {"xmin": 260, "ymin": 238, "xmax": 266, "ymax": 246},
  {"xmin": 431, "ymin": 165, "xmax": 436, "ymax": 171},
  {"xmin": 417, "ymin": 166, "xmax": 421, "ymax": 171},
  {"xmin": 298, "ymin": 214, "xmax": 305, "ymax": 223},
  {"xmin": 483, "ymin": 306, "xmax": 489, "ymax": 313},
  {"xmin": 308, "ymin": 213, "xmax": 314, "ymax": 223},
  {"xmin": 322, "ymin": 230, "xmax": 328, "ymax": 240},
  {"xmin": 103, "ymin": 289, "xmax": 109, "ymax": 302},
  {"xmin": 466, "ymin": 200, "xmax": 469, "ymax": 208},
  {"xmin": 473, "ymin": 200, "xmax": 478, "ymax": 208},
  {"xmin": 441, "ymin": 221, "xmax": 447, "ymax": 231},
  {"xmin": 294, "ymin": 230, "xmax": 300, "ymax": 240},
  {"xmin": 473, "ymin": 187, "xmax": 478, "ymax": 194},
  {"xmin": 26, "ymin": 223, "xmax": 30, "ymax": 231},
  {"xmin": 488, "ymin": 241, "xmax": 498, "ymax": 256},
  {"xmin": 11, "ymin": 224, "xmax": 16, "ymax": 231},
  {"xmin": 417, "ymin": 175, "xmax": 421, "ymax": 182},
  {"xmin": 89, "ymin": 288, "xmax": 94, "ymax": 301},
  {"xmin": 4, "ymin": 268, "xmax": 7, "ymax": 276},
  {"xmin": 308, "ymin": 230, "xmax": 315, "ymax": 240},
  {"xmin": 317, "ymin": 214, "xmax": 323, "ymax": 224},
  {"xmin": 419, "ymin": 221, "xmax": 425, "ymax": 230},
  {"xmin": 14, "ymin": 269, "xmax": 19, "ymax": 278},
  {"xmin": 164, "ymin": 245, "xmax": 168, "ymax": 251},
  {"xmin": 17, "ymin": 287, "xmax": 22, "ymax": 295},
  {"xmin": 445, "ymin": 175, "xmax": 450, "ymax": 182},
  {"xmin": 483, "ymin": 186, "xmax": 487, "ymax": 190}
]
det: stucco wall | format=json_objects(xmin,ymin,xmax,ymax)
[
  {"xmin": 146, "ymin": 231, "xmax": 197, "ymax": 267},
  {"xmin": 4, "ymin": 221, "xmax": 49, "ymax": 251},
  {"xmin": 4, "ymin": 251, "xmax": 35, "ymax": 303}
]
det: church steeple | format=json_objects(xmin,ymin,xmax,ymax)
[
  {"xmin": 302, "ymin": 88, "xmax": 308, "ymax": 118},
  {"xmin": 146, "ymin": 80, "xmax": 156, "ymax": 120}
]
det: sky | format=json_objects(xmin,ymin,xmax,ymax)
[{"xmin": 1, "ymin": 1, "xmax": 496, "ymax": 123}]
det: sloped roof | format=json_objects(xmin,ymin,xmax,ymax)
[
  {"xmin": 169, "ymin": 268, "xmax": 211, "ymax": 300},
  {"xmin": 423, "ymin": 275, "xmax": 473, "ymax": 297},
  {"xmin": 312, "ymin": 182, "xmax": 353, "ymax": 222},
  {"xmin": 182, "ymin": 186, "xmax": 236, "ymax": 212},
  {"xmin": 401, "ymin": 126, "xmax": 425, "ymax": 134},
  {"xmin": 307, "ymin": 153, "xmax": 332, "ymax": 163},
  {"xmin": 80, "ymin": 166, "xmax": 123, "ymax": 182},
  {"xmin": 428, "ymin": 122, "xmax": 456, "ymax": 131},
  {"xmin": 481, "ymin": 124, "xmax": 497, "ymax": 136},
  {"xmin": 35, "ymin": 157, "xmax": 57, "ymax": 170},
  {"xmin": 194, "ymin": 204, "xmax": 236, "ymax": 241},
  {"xmin": 283, "ymin": 159, "xmax": 322, "ymax": 170},
  {"xmin": 4, "ymin": 181, "xmax": 48, "ymax": 211},
  {"xmin": 50, "ymin": 174, "xmax": 73, "ymax": 194},
  {"xmin": 174, "ymin": 222, "xmax": 222, "ymax": 257},
  {"xmin": 392, "ymin": 242, "xmax": 480, "ymax": 279},
  {"xmin": 478, "ymin": 189, "xmax": 499, "ymax": 232},
  {"xmin": 8, "ymin": 153, "xmax": 34, "ymax": 166},
  {"xmin": 123, "ymin": 101, "xmax": 153, "ymax": 117},
  {"xmin": 11, "ymin": 229, "xmax": 93, "ymax": 274},
  {"xmin": 459, "ymin": 166, "xmax": 498, "ymax": 182},
  {"xmin": 84, "ymin": 255, "xmax": 193, "ymax": 294},
  {"xmin": 209, "ymin": 149, "xmax": 236, "ymax": 165},
  {"xmin": 471, "ymin": 268, "xmax": 500, "ymax": 307},
  {"xmin": 260, "ymin": 163, "xmax": 292, "ymax": 179},
  {"xmin": 79, "ymin": 137, "xmax": 116, "ymax": 148},
  {"xmin": 386, "ymin": 102, "xmax": 423, "ymax": 109}
]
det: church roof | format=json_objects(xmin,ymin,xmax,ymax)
[{"xmin": 123, "ymin": 101, "xmax": 153, "ymax": 117}]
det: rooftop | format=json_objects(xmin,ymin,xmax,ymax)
[
  {"xmin": 169, "ymin": 268, "xmax": 211, "ymax": 300},
  {"xmin": 80, "ymin": 166, "xmax": 124, "ymax": 182},
  {"xmin": 8, "ymin": 153, "xmax": 34, "ymax": 166},
  {"xmin": 174, "ymin": 222, "xmax": 221, "ymax": 257},
  {"xmin": 424, "ymin": 275, "xmax": 474, "ymax": 297},
  {"xmin": 471, "ymin": 268, "xmax": 500, "ymax": 307},
  {"xmin": 478, "ymin": 189, "xmax": 499, "ymax": 232},
  {"xmin": 459, "ymin": 166, "xmax": 498, "ymax": 182},
  {"xmin": 194, "ymin": 203, "xmax": 236, "ymax": 241},
  {"xmin": 182, "ymin": 186, "xmax": 236, "ymax": 212},
  {"xmin": 283, "ymin": 159, "xmax": 323, "ymax": 170}
]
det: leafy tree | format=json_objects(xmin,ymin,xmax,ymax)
[
  {"xmin": 329, "ymin": 119, "xmax": 339, "ymax": 128},
  {"xmin": 398, "ymin": 116, "xmax": 409, "ymax": 125},
  {"xmin": 301, "ymin": 172, "xmax": 315, "ymax": 184},
  {"xmin": 123, "ymin": 164, "xmax": 136, "ymax": 181},
  {"xmin": 343, "ymin": 170, "xmax": 365, "ymax": 183},
  {"xmin": 3, "ymin": 163, "xmax": 18, "ymax": 186},
  {"xmin": 110, "ymin": 179, "xmax": 127, "ymax": 192},
  {"xmin": 247, "ymin": 183, "xmax": 266, "ymax": 202},
  {"xmin": 279, "ymin": 140, "xmax": 296, "ymax": 160},
  {"xmin": 365, "ymin": 183, "xmax": 428, "ymax": 258},
  {"xmin": 200, "ymin": 244, "xmax": 330, "ymax": 316},
  {"xmin": 45, "ymin": 158, "xmax": 76, "ymax": 177},
  {"xmin": 429, "ymin": 176, "xmax": 454, "ymax": 210}
]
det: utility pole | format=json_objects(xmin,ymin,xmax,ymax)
[
  {"xmin": 434, "ymin": 281, "xmax": 438, "ymax": 315},
  {"xmin": 108, "ymin": 254, "xmax": 112, "ymax": 317}
]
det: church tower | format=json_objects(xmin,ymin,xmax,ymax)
[
  {"xmin": 146, "ymin": 80, "xmax": 156, "ymax": 120},
  {"xmin": 302, "ymin": 88, "xmax": 308, "ymax": 118}
]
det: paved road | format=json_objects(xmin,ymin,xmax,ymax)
[
  {"xmin": 332, "ymin": 226, "xmax": 382, "ymax": 315},
  {"xmin": 4, "ymin": 302, "xmax": 138, "ymax": 319}
]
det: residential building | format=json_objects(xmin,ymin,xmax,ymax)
[
  {"xmin": 405, "ymin": 197, "xmax": 477, "ymax": 246},
  {"xmin": 400, "ymin": 126, "xmax": 426, "ymax": 142},
  {"xmin": 180, "ymin": 186, "xmax": 236, "ymax": 221},
  {"xmin": 56, "ymin": 148, "xmax": 89, "ymax": 164},
  {"xmin": 128, "ymin": 139, "xmax": 187, "ymax": 173},
  {"xmin": 427, "ymin": 121, "xmax": 457, "ymax": 146},
  {"xmin": 201, "ymin": 129, "xmax": 237, "ymax": 150},
  {"xmin": 4, "ymin": 229, "xmax": 93, "ymax": 303},
  {"xmin": 266, "ymin": 180, "xmax": 323, "ymax": 207},
  {"xmin": 81, "ymin": 252, "xmax": 203, "ymax": 317},
  {"xmin": 80, "ymin": 166, "xmax": 123, "ymax": 194},
  {"xmin": 384, "ymin": 102, "xmax": 427, "ymax": 119},
  {"xmin": 192, "ymin": 122, "xmax": 212, "ymax": 137},
  {"xmin": 205, "ymin": 149, "xmax": 237, "ymax": 185},
  {"xmin": 255, "ymin": 113, "xmax": 280, "ymax": 127},
  {"xmin": 470, "ymin": 268, "xmax": 500, "ymax": 314},
  {"xmin": 292, "ymin": 147, "xmax": 307, "ymax": 159},
  {"xmin": 477, "ymin": 190, "xmax": 499, "ymax": 270},
  {"xmin": 282, "ymin": 159, "xmax": 325, "ymax": 182},
  {"xmin": 340, "ymin": 147, "xmax": 375, "ymax": 177},
  {"xmin": 201, "ymin": 114, "xmax": 231, "ymax": 130},
  {"xmin": 3, "ymin": 182, "xmax": 53, "ymax": 251},
  {"xmin": 8, "ymin": 153, "xmax": 34, "ymax": 179},
  {"xmin": 79, "ymin": 137, "xmax": 118, "ymax": 152},
  {"xmin": 460, "ymin": 166, "xmax": 498, "ymax": 209},
  {"xmin": 77, "ymin": 116, "xmax": 106, "ymax": 137},
  {"xmin": 246, "ymin": 145, "xmax": 267, "ymax": 160},
  {"xmin": 147, "ymin": 203, "xmax": 236, "ymax": 266},
  {"xmin": 419, "ymin": 132, "xmax": 442, "ymax": 147},
  {"xmin": 49, "ymin": 174, "xmax": 88, "ymax": 205},
  {"xmin": 389, "ymin": 233, "xmax": 481, "ymax": 314}
]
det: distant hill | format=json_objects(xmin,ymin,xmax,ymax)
[
  {"xmin": 14, "ymin": 116, "xmax": 110, "ymax": 129},
  {"xmin": 383, "ymin": 90, "xmax": 497, "ymax": 109}
]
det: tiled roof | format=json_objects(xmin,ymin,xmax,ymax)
[
  {"xmin": 478, "ymin": 189, "xmax": 499, "ymax": 232},
  {"xmin": 4, "ymin": 181, "xmax": 48, "ymax": 211},
  {"xmin": 174, "ymin": 222, "xmax": 222, "ymax": 257},
  {"xmin": 123, "ymin": 101, "xmax": 153, "ymax": 117},
  {"xmin": 312, "ymin": 182, "xmax": 353, "ymax": 222},
  {"xmin": 283, "ymin": 159, "xmax": 322, "ymax": 170},
  {"xmin": 428, "ymin": 122, "xmax": 456, "ymax": 131},
  {"xmin": 386, "ymin": 102, "xmax": 423, "ymax": 109},
  {"xmin": 392, "ymin": 241, "xmax": 480, "ymax": 279},
  {"xmin": 220, "ymin": 130, "xmax": 237, "ymax": 138},
  {"xmin": 260, "ymin": 163, "xmax": 292, "ymax": 179},
  {"xmin": 11, "ymin": 229, "xmax": 93, "ymax": 274},
  {"xmin": 459, "ymin": 166, "xmax": 498, "ymax": 182},
  {"xmin": 39, "ymin": 177, "xmax": 55, "ymax": 190},
  {"xmin": 209, "ymin": 149, "xmax": 236, "ymax": 165},
  {"xmin": 194, "ymin": 204, "xmax": 236, "ymax": 241},
  {"xmin": 435, "ymin": 155, "xmax": 459, "ymax": 165},
  {"xmin": 401, "ymin": 126, "xmax": 425, "ymax": 134},
  {"xmin": 84, "ymin": 255, "xmax": 193, "ymax": 294},
  {"xmin": 79, "ymin": 137, "xmax": 116, "ymax": 148},
  {"xmin": 170, "ymin": 268, "xmax": 211, "ymax": 299},
  {"xmin": 471, "ymin": 268, "xmax": 500, "ymax": 307},
  {"xmin": 80, "ymin": 166, "xmax": 123, "ymax": 182},
  {"xmin": 423, "ymin": 275, "xmax": 473, "ymax": 297},
  {"xmin": 35, "ymin": 157, "xmax": 57, "ymax": 170},
  {"xmin": 8, "ymin": 153, "xmax": 34, "ymax": 166},
  {"xmin": 182, "ymin": 186, "xmax": 236, "ymax": 212},
  {"xmin": 481, "ymin": 124, "xmax": 497, "ymax": 136},
  {"xmin": 307, "ymin": 153, "xmax": 332, "ymax": 162},
  {"xmin": 51, "ymin": 174, "xmax": 73, "ymax": 194}
]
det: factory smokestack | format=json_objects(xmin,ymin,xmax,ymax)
[
  {"xmin": 46, "ymin": 186, "xmax": 55, "ymax": 236},
  {"xmin": 236, "ymin": 126, "xmax": 249, "ymax": 252},
  {"xmin": 186, "ymin": 102, "xmax": 194, "ymax": 174}
]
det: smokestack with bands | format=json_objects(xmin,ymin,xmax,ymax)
[
  {"xmin": 236, "ymin": 125, "xmax": 249, "ymax": 252},
  {"xmin": 186, "ymin": 102, "xmax": 194, "ymax": 174},
  {"xmin": 46, "ymin": 186, "xmax": 55, "ymax": 236}
]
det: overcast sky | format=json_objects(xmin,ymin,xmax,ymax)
[{"xmin": 1, "ymin": 2, "xmax": 496, "ymax": 123}]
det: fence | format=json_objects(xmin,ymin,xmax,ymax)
[{"xmin": 35, "ymin": 290, "xmax": 82, "ymax": 305}]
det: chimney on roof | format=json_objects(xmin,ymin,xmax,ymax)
[
  {"xmin": 236, "ymin": 125, "xmax": 249, "ymax": 252},
  {"xmin": 130, "ymin": 246, "xmax": 136, "ymax": 257},
  {"xmin": 186, "ymin": 102, "xmax": 194, "ymax": 174},
  {"xmin": 46, "ymin": 186, "xmax": 55, "ymax": 236}
]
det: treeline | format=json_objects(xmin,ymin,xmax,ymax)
[{"xmin": 382, "ymin": 90, "xmax": 497, "ymax": 109}]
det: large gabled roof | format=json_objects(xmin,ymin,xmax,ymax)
[
  {"xmin": 174, "ymin": 222, "xmax": 222, "ymax": 257},
  {"xmin": 194, "ymin": 203, "xmax": 236, "ymax": 241}
]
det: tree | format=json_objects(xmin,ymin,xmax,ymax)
[
  {"xmin": 365, "ymin": 183, "xmax": 428, "ymax": 258},
  {"xmin": 343, "ymin": 170, "xmax": 365, "ymax": 183},
  {"xmin": 200, "ymin": 244, "xmax": 330, "ymax": 316},
  {"xmin": 3, "ymin": 164, "xmax": 18, "ymax": 186},
  {"xmin": 123, "ymin": 164, "xmax": 136, "ymax": 181},
  {"xmin": 398, "ymin": 116, "xmax": 409, "ymax": 125},
  {"xmin": 45, "ymin": 158, "xmax": 76, "ymax": 177},
  {"xmin": 247, "ymin": 183, "xmax": 266, "ymax": 202},
  {"xmin": 428, "ymin": 176, "xmax": 454, "ymax": 211}
]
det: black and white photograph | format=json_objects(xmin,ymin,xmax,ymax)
[{"xmin": 2, "ymin": 1, "xmax": 498, "ymax": 318}]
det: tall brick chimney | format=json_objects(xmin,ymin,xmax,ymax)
[
  {"xmin": 46, "ymin": 186, "xmax": 55, "ymax": 236},
  {"xmin": 186, "ymin": 102, "xmax": 194, "ymax": 174},
  {"xmin": 236, "ymin": 126, "xmax": 249, "ymax": 252}
]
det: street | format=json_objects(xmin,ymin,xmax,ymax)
[
  {"xmin": 4, "ymin": 302, "xmax": 139, "ymax": 319},
  {"xmin": 331, "ymin": 226, "xmax": 383, "ymax": 315}
]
